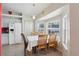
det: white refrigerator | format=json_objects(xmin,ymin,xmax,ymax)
[{"xmin": 9, "ymin": 23, "xmax": 22, "ymax": 44}]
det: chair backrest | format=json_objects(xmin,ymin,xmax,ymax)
[
  {"xmin": 32, "ymin": 31, "xmax": 38, "ymax": 35},
  {"xmin": 38, "ymin": 35, "xmax": 47, "ymax": 45},
  {"xmin": 21, "ymin": 33, "xmax": 28, "ymax": 48},
  {"xmin": 49, "ymin": 33, "xmax": 56, "ymax": 43}
]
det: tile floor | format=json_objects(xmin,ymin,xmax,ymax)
[{"xmin": 2, "ymin": 43, "xmax": 62, "ymax": 56}]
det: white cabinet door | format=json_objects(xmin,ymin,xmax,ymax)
[{"xmin": 14, "ymin": 23, "xmax": 22, "ymax": 43}]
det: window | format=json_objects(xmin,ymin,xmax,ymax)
[
  {"xmin": 48, "ymin": 21, "xmax": 60, "ymax": 34},
  {"xmin": 38, "ymin": 23, "xmax": 45, "ymax": 32},
  {"xmin": 39, "ymin": 24, "xmax": 44, "ymax": 28},
  {"xmin": 62, "ymin": 14, "xmax": 70, "ymax": 50}
]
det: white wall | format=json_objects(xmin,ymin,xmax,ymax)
[{"xmin": 22, "ymin": 14, "xmax": 33, "ymax": 35}]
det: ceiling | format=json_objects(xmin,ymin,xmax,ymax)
[{"xmin": 2, "ymin": 3, "xmax": 51, "ymax": 17}]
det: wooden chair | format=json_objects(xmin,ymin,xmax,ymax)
[
  {"xmin": 21, "ymin": 33, "xmax": 28, "ymax": 56},
  {"xmin": 48, "ymin": 33, "xmax": 57, "ymax": 49},
  {"xmin": 37, "ymin": 35, "xmax": 47, "ymax": 54},
  {"xmin": 32, "ymin": 31, "xmax": 38, "ymax": 35}
]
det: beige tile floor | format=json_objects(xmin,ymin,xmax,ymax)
[{"xmin": 2, "ymin": 43, "xmax": 62, "ymax": 56}]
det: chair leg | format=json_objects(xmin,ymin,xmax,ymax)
[
  {"xmin": 37, "ymin": 49, "xmax": 39, "ymax": 55},
  {"xmin": 36, "ymin": 47, "xmax": 39, "ymax": 55},
  {"xmin": 45, "ymin": 48, "xmax": 48, "ymax": 52},
  {"xmin": 45, "ymin": 45, "xmax": 48, "ymax": 53},
  {"xmin": 48, "ymin": 46, "xmax": 50, "ymax": 53}
]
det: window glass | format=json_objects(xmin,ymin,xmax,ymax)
[{"xmin": 48, "ymin": 20, "xmax": 60, "ymax": 34}]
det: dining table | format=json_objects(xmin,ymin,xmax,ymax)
[
  {"xmin": 26, "ymin": 35, "xmax": 49, "ymax": 51},
  {"xmin": 26, "ymin": 34, "xmax": 60, "ymax": 55}
]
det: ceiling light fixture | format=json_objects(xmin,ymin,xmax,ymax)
[
  {"xmin": 32, "ymin": 4, "xmax": 36, "ymax": 20},
  {"xmin": 32, "ymin": 15, "xmax": 36, "ymax": 20}
]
